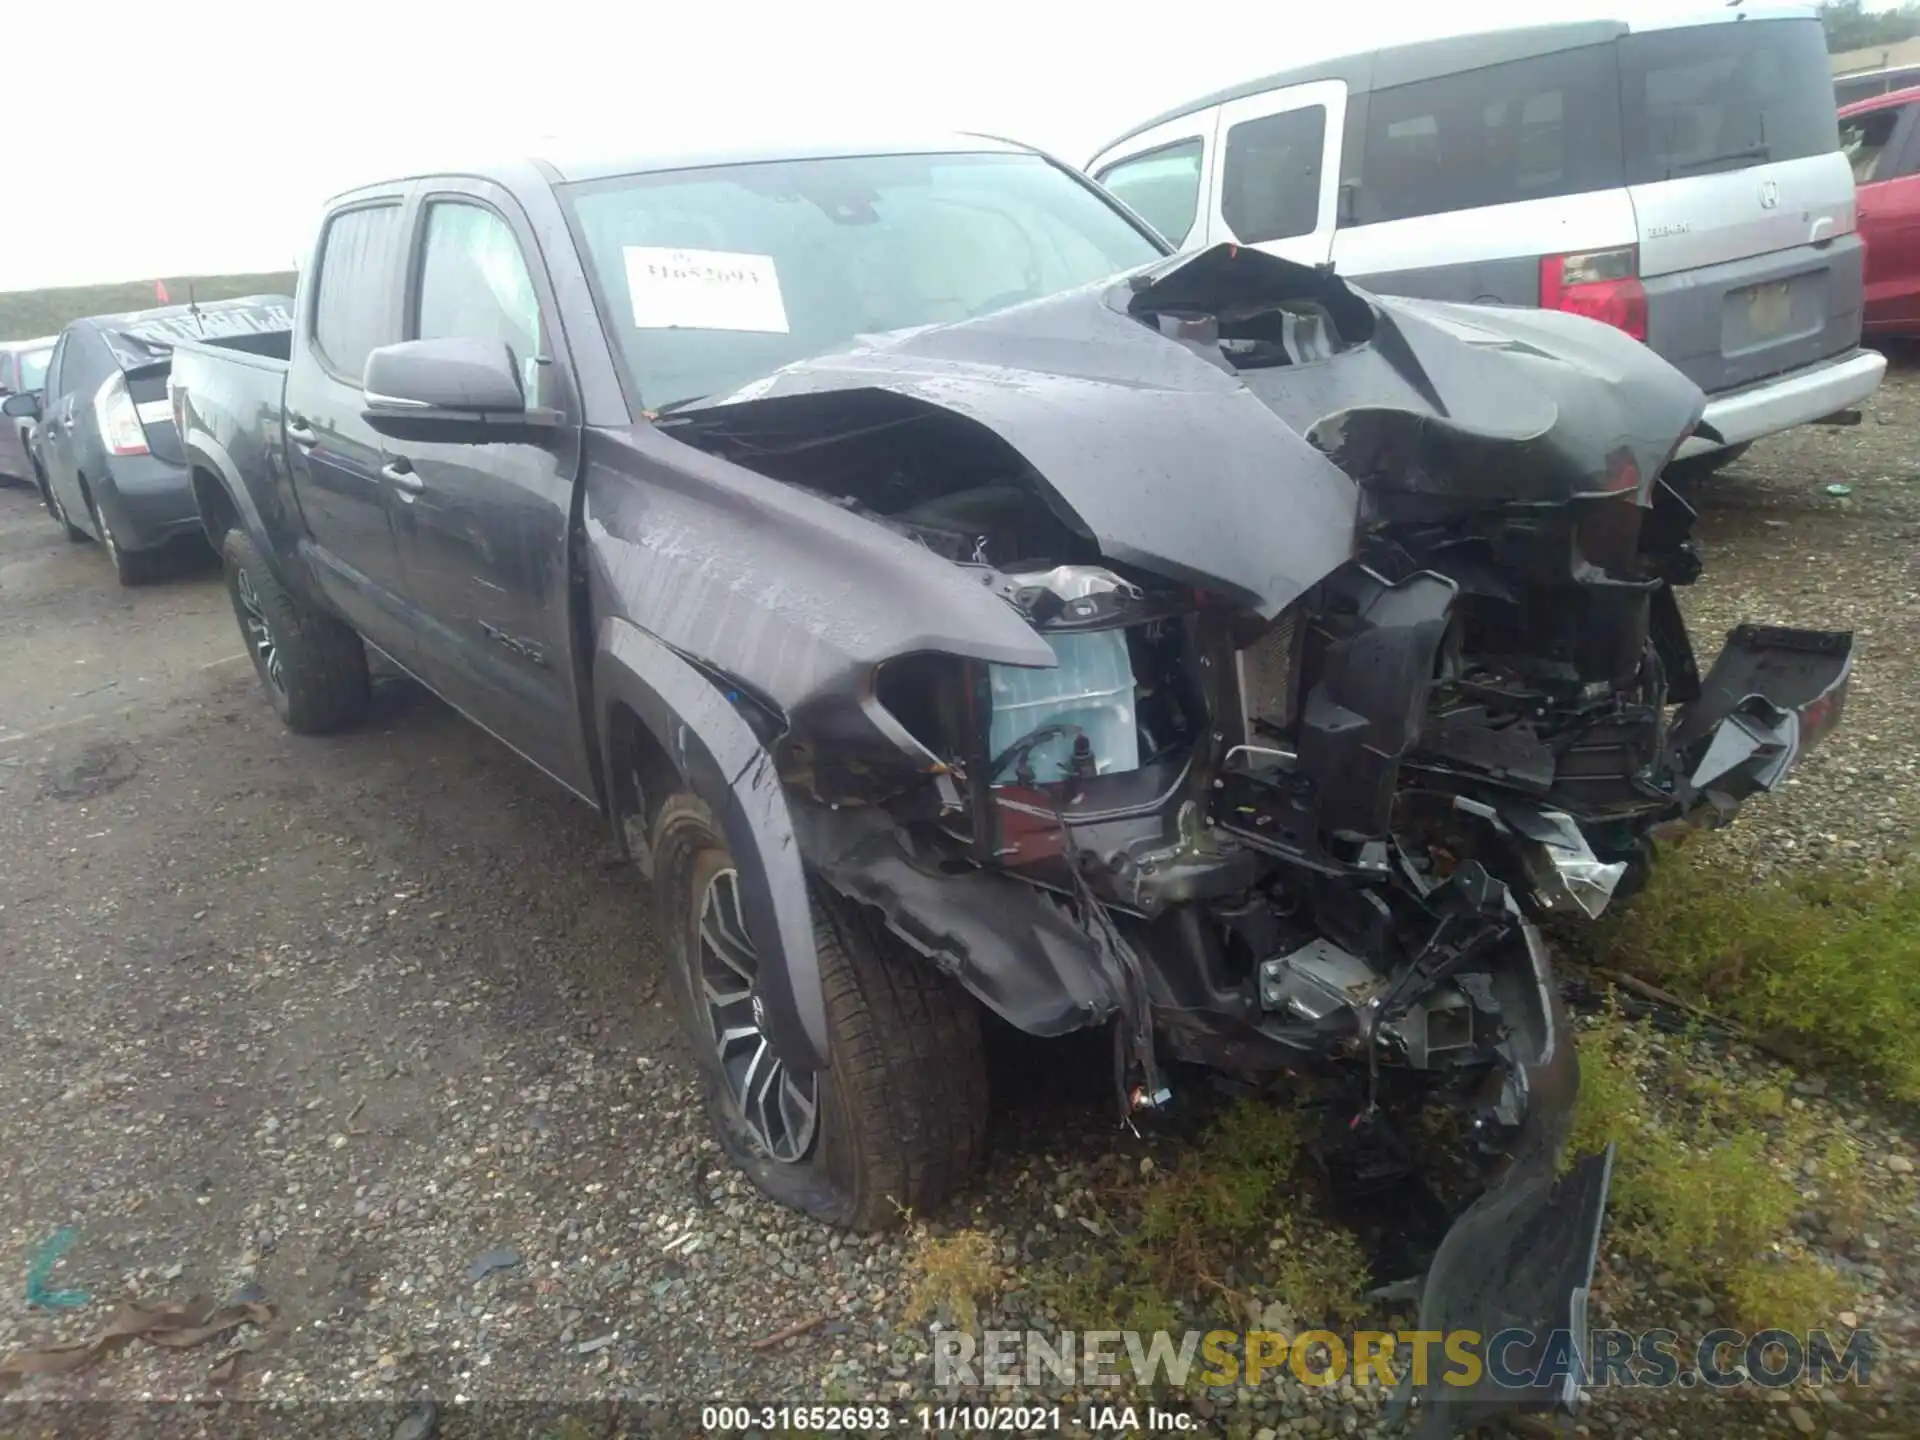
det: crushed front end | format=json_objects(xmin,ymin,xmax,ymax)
[{"xmin": 660, "ymin": 244, "xmax": 1851, "ymax": 1436}]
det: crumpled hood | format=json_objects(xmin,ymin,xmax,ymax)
[{"xmin": 686, "ymin": 245, "xmax": 1708, "ymax": 617}]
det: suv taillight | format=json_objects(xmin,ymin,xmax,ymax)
[
  {"xmin": 1539, "ymin": 246, "xmax": 1647, "ymax": 341},
  {"xmin": 94, "ymin": 371, "xmax": 150, "ymax": 457}
]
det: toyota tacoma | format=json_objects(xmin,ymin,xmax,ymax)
[{"xmin": 168, "ymin": 136, "xmax": 1850, "ymax": 1436}]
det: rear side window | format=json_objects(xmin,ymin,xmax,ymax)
[
  {"xmin": 1841, "ymin": 107, "xmax": 1903, "ymax": 184},
  {"xmin": 1352, "ymin": 45, "xmax": 1622, "ymax": 225},
  {"xmin": 414, "ymin": 201, "xmax": 543, "ymax": 399},
  {"xmin": 42, "ymin": 337, "xmax": 65, "ymax": 399},
  {"xmin": 1097, "ymin": 139, "xmax": 1205, "ymax": 244},
  {"xmin": 1620, "ymin": 19, "xmax": 1838, "ymax": 184},
  {"xmin": 312, "ymin": 203, "xmax": 404, "ymax": 380},
  {"xmin": 1221, "ymin": 107, "xmax": 1328, "ymax": 242},
  {"xmin": 55, "ymin": 330, "xmax": 97, "ymax": 396}
]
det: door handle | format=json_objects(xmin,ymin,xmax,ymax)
[
  {"xmin": 382, "ymin": 459, "xmax": 425, "ymax": 494},
  {"xmin": 286, "ymin": 417, "xmax": 317, "ymax": 447}
]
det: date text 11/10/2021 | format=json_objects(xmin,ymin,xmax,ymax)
[{"xmin": 699, "ymin": 1404, "xmax": 1197, "ymax": 1432}]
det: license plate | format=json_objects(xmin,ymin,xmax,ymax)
[{"xmin": 1747, "ymin": 281, "xmax": 1794, "ymax": 336}]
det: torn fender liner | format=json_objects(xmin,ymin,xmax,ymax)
[
  {"xmin": 796, "ymin": 804, "xmax": 1125, "ymax": 1035},
  {"xmin": 594, "ymin": 617, "xmax": 829, "ymax": 1071},
  {"xmin": 1403, "ymin": 1146, "xmax": 1616, "ymax": 1438},
  {"xmin": 1390, "ymin": 927, "xmax": 1612, "ymax": 1436}
]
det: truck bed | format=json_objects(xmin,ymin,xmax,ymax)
[{"xmin": 166, "ymin": 329, "xmax": 295, "ymax": 532}]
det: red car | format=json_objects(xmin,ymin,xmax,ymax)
[{"xmin": 1842, "ymin": 85, "xmax": 1920, "ymax": 338}]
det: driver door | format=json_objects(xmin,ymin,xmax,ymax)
[{"xmin": 385, "ymin": 185, "xmax": 594, "ymax": 797}]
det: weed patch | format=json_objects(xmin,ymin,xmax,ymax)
[
  {"xmin": 1569, "ymin": 1010, "xmax": 1855, "ymax": 1331},
  {"xmin": 905, "ymin": 1226, "xmax": 1005, "ymax": 1332},
  {"xmin": 1592, "ymin": 840, "xmax": 1920, "ymax": 1098},
  {"xmin": 1032, "ymin": 1099, "xmax": 1370, "ymax": 1338}
]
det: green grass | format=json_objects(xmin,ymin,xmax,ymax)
[
  {"xmin": 1568, "ymin": 1009, "xmax": 1856, "ymax": 1332},
  {"xmin": 0, "ymin": 272, "xmax": 297, "ymax": 342},
  {"xmin": 904, "ymin": 1226, "xmax": 1004, "ymax": 1332},
  {"xmin": 1031, "ymin": 1099, "xmax": 1370, "ymax": 1338},
  {"xmin": 1591, "ymin": 839, "xmax": 1920, "ymax": 1099}
]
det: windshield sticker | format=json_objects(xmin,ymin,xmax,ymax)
[{"xmin": 623, "ymin": 247, "xmax": 789, "ymax": 334}]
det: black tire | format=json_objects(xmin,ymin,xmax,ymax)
[
  {"xmin": 657, "ymin": 795, "xmax": 989, "ymax": 1230},
  {"xmin": 30, "ymin": 459, "xmax": 59, "ymax": 523},
  {"xmin": 1664, "ymin": 441, "xmax": 1751, "ymax": 488},
  {"xmin": 220, "ymin": 528, "xmax": 370, "ymax": 734}
]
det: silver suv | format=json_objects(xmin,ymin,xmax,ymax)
[{"xmin": 1089, "ymin": 6, "xmax": 1883, "ymax": 478}]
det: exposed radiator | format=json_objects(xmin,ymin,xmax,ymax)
[{"xmin": 1236, "ymin": 611, "xmax": 1298, "ymax": 735}]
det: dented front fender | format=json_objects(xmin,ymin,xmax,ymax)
[{"xmin": 594, "ymin": 617, "xmax": 829, "ymax": 1072}]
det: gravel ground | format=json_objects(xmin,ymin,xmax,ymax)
[{"xmin": 0, "ymin": 359, "xmax": 1916, "ymax": 1440}]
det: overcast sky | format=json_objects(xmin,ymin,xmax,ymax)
[{"xmin": 0, "ymin": 0, "xmax": 1846, "ymax": 292}]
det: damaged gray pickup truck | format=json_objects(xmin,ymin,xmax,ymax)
[{"xmin": 169, "ymin": 137, "xmax": 1850, "ymax": 1434}]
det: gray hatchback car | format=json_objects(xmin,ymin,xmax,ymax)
[{"xmin": 4, "ymin": 297, "xmax": 291, "ymax": 584}]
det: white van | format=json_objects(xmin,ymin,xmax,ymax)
[{"xmin": 1087, "ymin": 7, "xmax": 1884, "ymax": 476}]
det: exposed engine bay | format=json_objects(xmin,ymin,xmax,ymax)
[{"xmin": 650, "ymin": 244, "xmax": 1852, "ymax": 1436}]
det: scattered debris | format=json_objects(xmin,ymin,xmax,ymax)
[
  {"xmin": 749, "ymin": 1313, "xmax": 829, "ymax": 1351},
  {"xmin": 25, "ymin": 1229, "xmax": 89, "ymax": 1311},
  {"xmin": 466, "ymin": 1247, "xmax": 521, "ymax": 1282},
  {"xmin": 390, "ymin": 1402, "xmax": 439, "ymax": 1440},
  {"xmin": 1826, "ymin": 483, "xmax": 1854, "ymax": 497},
  {"xmin": 0, "ymin": 1298, "xmax": 272, "ymax": 1389},
  {"xmin": 207, "ymin": 1330, "xmax": 268, "ymax": 1384},
  {"xmin": 575, "ymin": 1332, "xmax": 617, "ymax": 1355}
]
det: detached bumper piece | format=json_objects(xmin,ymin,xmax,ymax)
[
  {"xmin": 1664, "ymin": 625, "xmax": 1852, "ymax": 827},
  {"xmin": 1397, "ymin": 1145, "xmax": 1616, "ymax": 1439}
]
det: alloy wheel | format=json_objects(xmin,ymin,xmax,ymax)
[
  {"xmin": 234, "ymin": 568, "xmax": 285, "ymax": 693},
  {"xmin": 695, "ymin": 865, "xmax": 818, "ymax": 1164}
]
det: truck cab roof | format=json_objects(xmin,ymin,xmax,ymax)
[{"xmin": 322, "ymin": 132, "xmax": 1045, "ymax": 209}]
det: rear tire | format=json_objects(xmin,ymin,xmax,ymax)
[
  {"xmin": 657, "ymin": 796, "xmax": 989, "ymax": 1230},
  {"xmin": 220, "ymin": 529, "xmax": 370, "ymax": 734},
  {"xmin": 93, "ymin": 502, "xmax": 157, "ymax": 586}
]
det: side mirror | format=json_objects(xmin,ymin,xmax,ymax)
[
  {"xmin": 361, "ymin": 338, "xmax": 557, "ymax": 445},
  {"xmin": 1, "ymin": 391, "xmax": 40, "ymax": 420}
]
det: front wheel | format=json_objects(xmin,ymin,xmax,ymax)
[
  {"xmin": 657, "ymin": 796, "xmax": 989, "ymax": 1230},
  {"xmin": 31, "ymin": 459, "xmax": 59, "ymax": 523},
  {"xmin": 220, "ymin": 529, "xmax": 370, "ymax": 734}
]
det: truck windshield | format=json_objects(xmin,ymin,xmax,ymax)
[{"xmin": 563, "ymin": 150, "xmax": 1163, "ymax": 413}]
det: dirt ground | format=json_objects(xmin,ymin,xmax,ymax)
[{"xmin": 0, "ymin": 357, "xmax": 1917, "ymax": 1438}]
